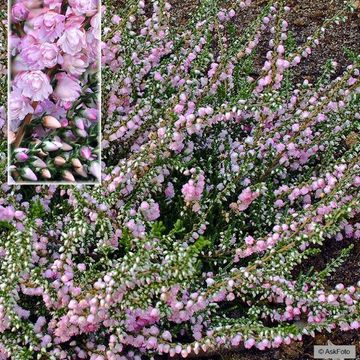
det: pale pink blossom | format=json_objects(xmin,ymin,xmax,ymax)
[
  {"xmin": 13, "ymin": 70, "xmax": 53, "ymax": 102},
  {"xmin": 85, "ymin": 32, "xmax": 100, "ymax": 64},
  {"xmin": 57, "ymin": 27, "xmax": 87, "ymax": 55},
  {"xmin": 68, "ymin": 0, "xmax": 98, "ymax": 16},
  {"xmin": 43, "ymin": 0, "xmax": 62, "ymax": 11},
  {"xmin": 16, "ymin": 34, "xmax": 37, "ymax": 52},
  {"xmin": 53, "ymin": 73, "xmax": 81, "ymax": 104},
  {"xmin": 29, "ymin": 11, "xmax": 65, "ymax": 42},
  {"xmin": 40, "ymin": 43, "xmax": 61, "ymax": 68},
  {"xmin": 20, "ymin": 44, "xmax": 43, "ymax": 70},
  {"xmin": 80, "ymin": 146, "xmax": 92, "ymax": 160},
  {"xmin": 62, "ymin": 52, "xmax": 89, "ymax": 76},
  {"xmin": 90, "ymin": 13, "xmax": 101, "ymax": 40},
  {"xmin": 9, "ymin": 88, "xmax": 34, "ymax": 131},
  {"xmin": 11, "ymin": 3, "xmax": 29, "ymax": 23},
  {"xmin": 83, "ymin": 108, "xmax": 98, "ymax": 122},
  {"xmin": 234, "ymin": 187, "xmax": 259, "ymax": 211}
]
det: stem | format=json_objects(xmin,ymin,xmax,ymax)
[{"xmin": 13, "ymin": 101, "xmax": 38, "ymax": 149}]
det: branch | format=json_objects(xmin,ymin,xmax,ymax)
[{"xmin": 13, "ymin": 101, "xmax": 38, "ymax": 149}]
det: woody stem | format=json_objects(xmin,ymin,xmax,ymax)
[{"xmin": 13, "ymin": 101, "xmax": 38, "ymax": 149}]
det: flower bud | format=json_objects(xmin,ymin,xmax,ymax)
[
  {"xmin": 43, "ymin": 116, "xmax": 62, "ymax": 129},
  {"xmin": 60, "ymin": 119, "xmax": 69, "ymax": 127},
  {"xmin": 62, "ymin": 170, "xmax": 75, "ymax": 182},
  {"xmin": 15, "ymin": 148, "xmax": 29, "ymax": 162},
  {"xmin": 54, "ymin": 156, "xmax": 66, "ymax": 166},
  {"xmin": 76, "ymin": 129, "xmax": 88, "ymax": 138},
  {"xmin": 72, "ymin": 158, "xmax": 82, "ymax": 168},
  {"xmin": 83, "ymin": 108, "xmax": 98, "ymax": 121},
  {"xmin": 89, "ymin": 161, "xmax": 101, "ymax": 180},
  {"xmin": 74, "ymin": 166, "xmax": 88, "ymax": 178},
  {"xmin": 14, "ymin": 147, "xmax": 28, "ymax": 153},
  {"xmin": 80, "ymin": 146, "xmax": 92, "ymax": 160},
  {"xmin": 32, "ymin": 157, "xmax": 47, "ymax": 168},
  {"xmin": 61, "ymin": 142, "xmax": 73, "ymax": 151},
  {"xmin": 22, "ymin": 167, "xmax": 37, "ymax": 181},
  {"xmin": 75, "ymin": 118, "xmax": 85, "ymax": 130},
  {"xmin": 43, "ymin": 141, "xmax": 61, "ymax": 152},
  {"xmin": 41, "ymin": 169, "xmax": 51, "ymax": 179}
]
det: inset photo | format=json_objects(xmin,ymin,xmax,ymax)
[{"xmin": 8, "ymin": 0, "xmax": 101, "ymax": 184}]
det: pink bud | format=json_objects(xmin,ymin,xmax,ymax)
[
  {"xmin": 74, "ymin": 166, "xmax": 88, "ymax": 178},
  {"xmin": 43, "ymin": 116, "xmax": 62, "ymax": 129},
  {"xmin": 22, "ymin": 167, "xmax": 37, "ymax": 181},
  {"xmin": 54, "ymin": 156, "xmax": 66, "ymax": 166},
  {"xmin": 62, "ymin": 170, "xmax": 75, "ymax": 182},
  {"xmin": 89, "ymin": 161, "xmax": 101, "ymax": 180},
  {"xmin": 72, "ymin": 158, "xmax": 82, "ymax": 168},
  {"xmin": 32, "ymin": 157, "xmax": 47, "ymax": 168},
  {"xmin": 60, "ymin": 118, "xmax": 69, "ymax": 127},
  {"xmin": 75, "ymin": 118, "xmax": 85, "ymax": 130},
  {"xmin": 41, "ymin": 169, "xmax": 51, "ymax": 179},
  {"xmin": 80, "ymin": 146, "xmax": 92, "ymax": 160},
  {"xmin": 61, "ymin": 142, "xmax": 73, "ymax": 151},
  {"xmin": 16, "ymin": 152, "xmax": 29, "ymax": 162}
]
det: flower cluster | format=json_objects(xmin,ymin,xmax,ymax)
[
  {"xmin": 0, "ymin": 0, "xmax": 359, "ymax": 359},
  {"xmin": 8, "ymin": 0, "xmax": 100, "ymax": 183}
]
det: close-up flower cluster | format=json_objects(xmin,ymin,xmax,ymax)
[
  {"xmin": 0, "ymin": 0, "xmax": 359, "ymax": 359},
  {"xmin": 8, "ymin": 0, "xmax": 101, "ymax": 183}
]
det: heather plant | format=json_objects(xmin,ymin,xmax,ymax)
[
  {"xmin": 0, "ymin": 0, "xmax": 359, "ymax": 359},
  {"xmin": 8, "ymin": 0, "xmax": 101, "ymax": 183}
]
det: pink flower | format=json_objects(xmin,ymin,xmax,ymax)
[
  {"xmin": 65, "ymin": 15, "xmax": 86, "ymax": 29},
  {"xmin": 83, "ymin": 108, "xmax": 98, "ymax": 122},
  {"xmin": 86, "ymin": 31, "xmax": 100, "ymax": 64},
  {"xmin": 68, "ymin": 0, "xmax": 98, "ymax": 16},
  {"xmin": 57, "ymin": 27, "xmax": 87, "ymax": 55},
  {"xmin": 40, "ymin": 43, "xmax": 61, "ymax": 68},
  {"xmin": 182, "ymin": 173, "xmax": 205, "ymax": 203},
  {"xmin": 43, "ymin": 0, "xmax": 63, "ymax": 11},
  {"xmin": 53, "ymin": 73, "xmax": 81, "ymax": 104},
  {"xmin": 62, "ymin": 52, "xmax": 89, "ymax": 76},
  {"xmin": 11, "ymin": 3, "xmax": 29, "ymax": 23},
  {"xmin": 244, "ymin": 338, "xmax": 256, "ymax": 349},
  {"xmin": 140, "ymin": 201, "xmax": 160, "ymax": 221},
  {"xmin": 154, "ymin": 72, "xmax": 164, "ymax": 82},
  {"xmin": 236, "ymin": 187, "xmax": 259, "ymax": 211},
  {"xmin": 29, "ymin": 11, "xmax": 65, "ymax": 42},
  {"xmin": 20, "ymin": 0, "xmax": 42, "ymax": 10},
  {"xmin": 17, "ymin": 34, "xmax": 37, "ymax": 52},
  {"xmin": 36, "ymin": 99, "xmax": 66, "ymax": 119},
  {"xmin": 13, "ymin": 71, "xmax": 53, "ymax": 102},
  {"xmin": 80, "ymin": 146, "xmax": 92, "ymax": 160},
  {"xmin": 20, "ymin": 44, "xmax": 43, "ymax": 69},
  {"xmin": 90, "ymin": 13, "xmax": 100, "ymax": 40},
  {"xmin": 0, "ymin": 206, "xmax": 15, "ymax": 222},
  {"xmin": 9, "ymin": 88, "xmax": 34, "ymax": 131},
  {"xmin": 11, "ymin": 55, "xmax": 30, "ymax": 75}
]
